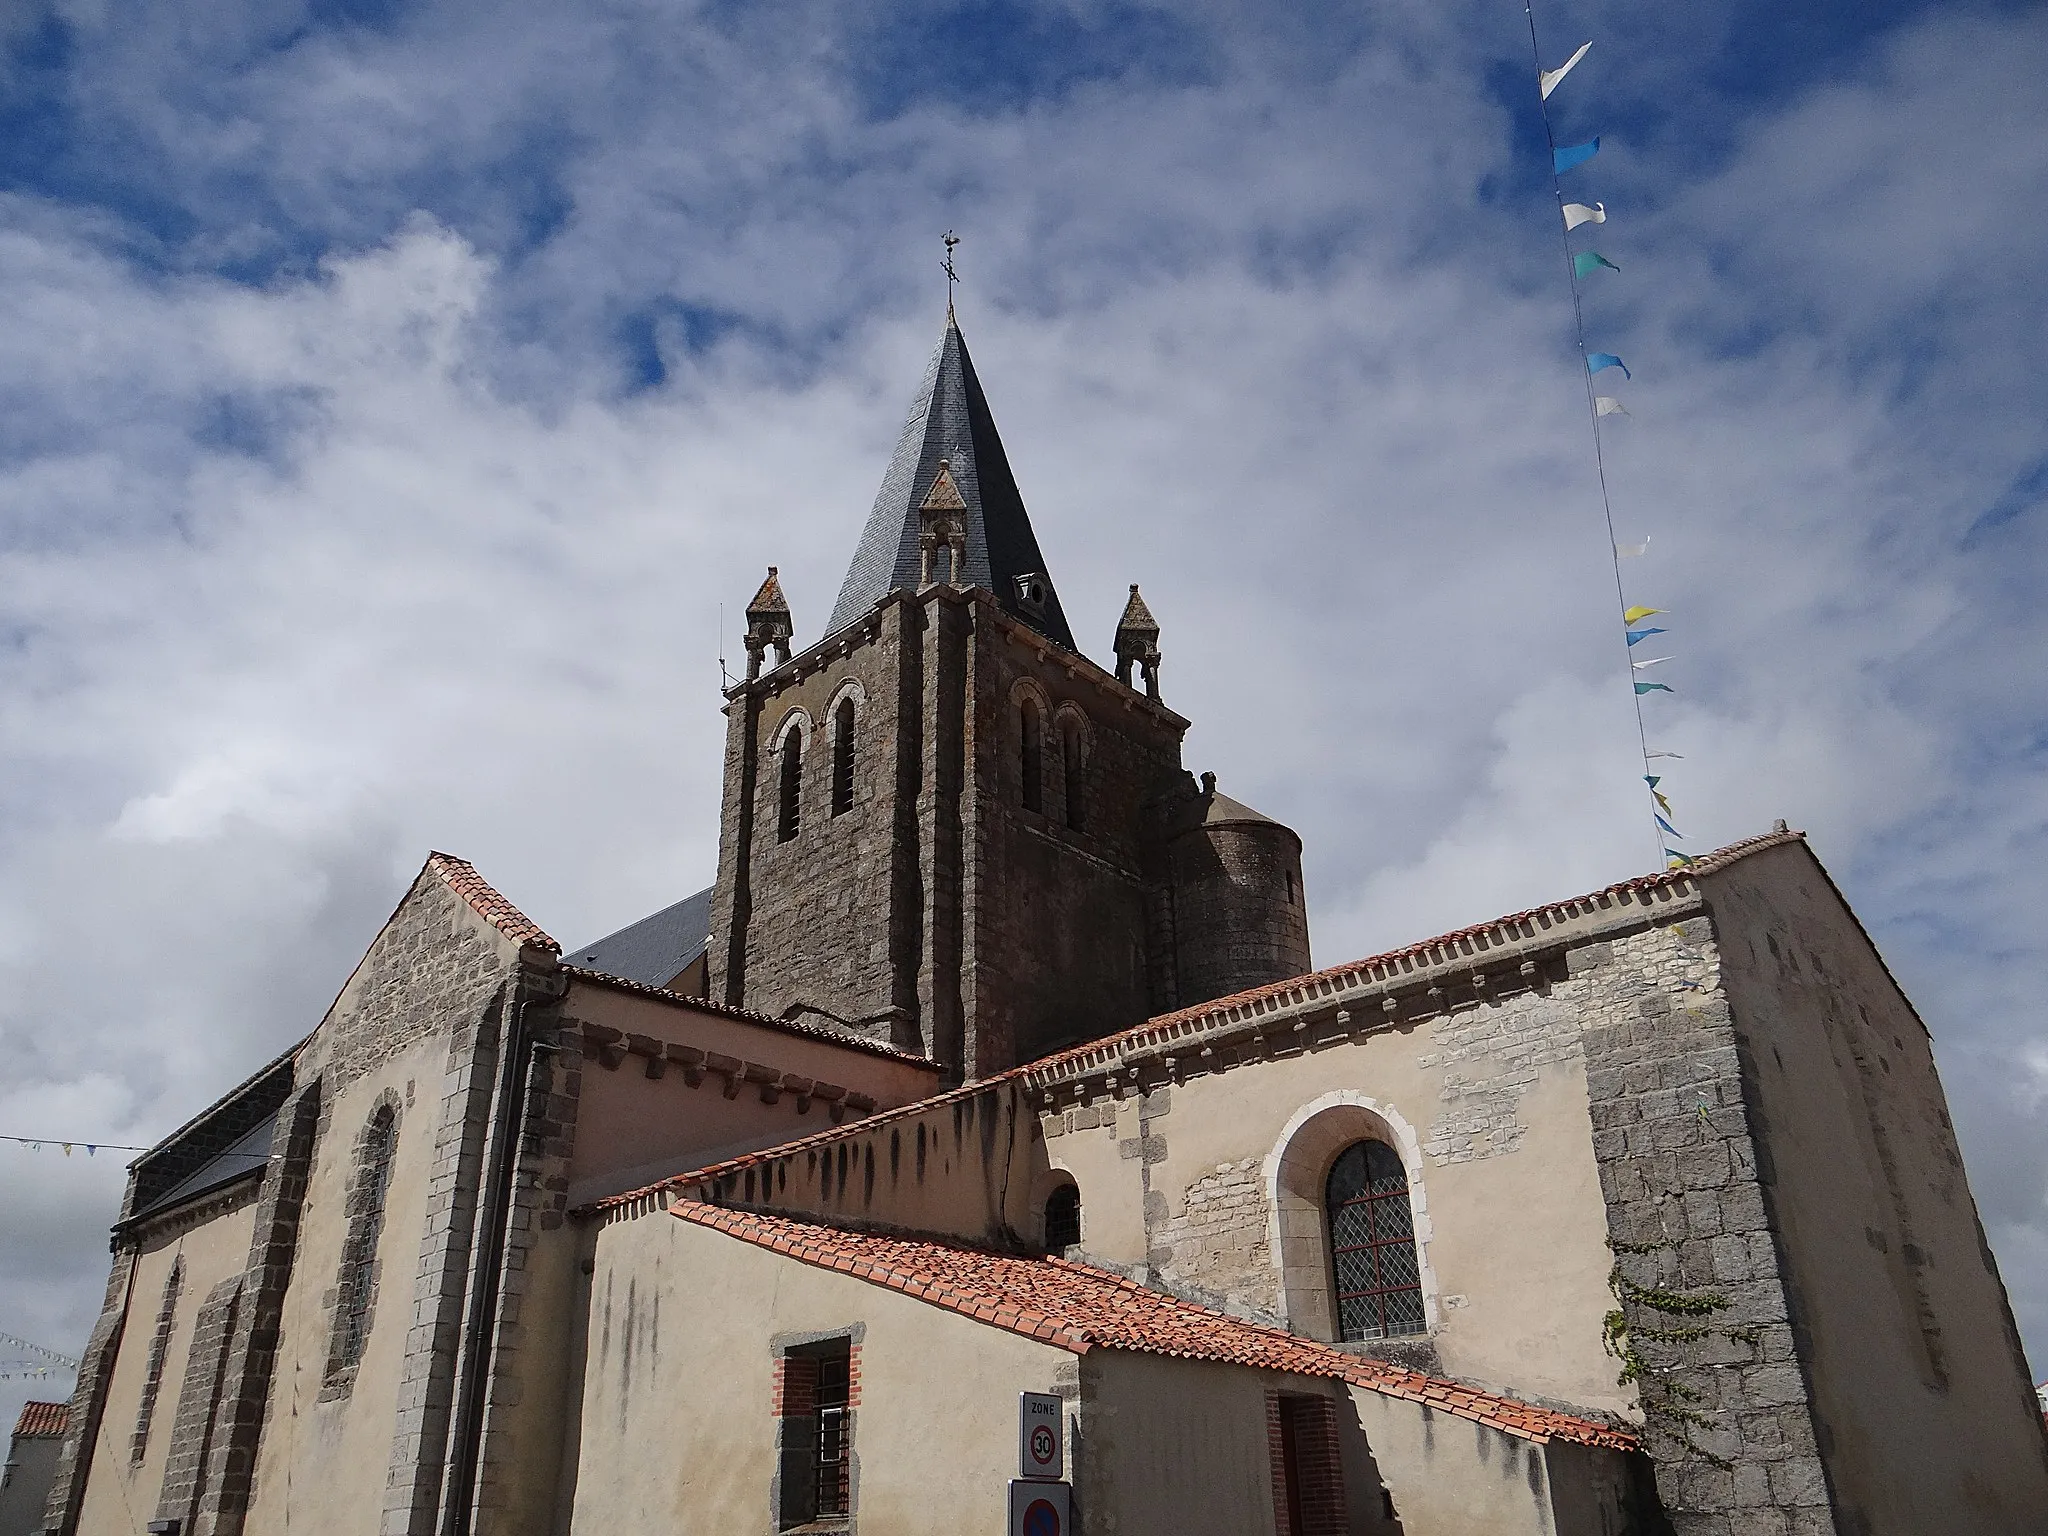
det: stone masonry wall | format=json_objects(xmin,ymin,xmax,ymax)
[{"xmin": 1577, "ymin": 920, "xmax": 1838, "ymax": 1536}]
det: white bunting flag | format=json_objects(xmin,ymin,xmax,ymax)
[
  {"xmin": 1563, "ymin": 202, "xmax": 1606, "ymax": 231},
  {"xmin": 1595, "ymin": 396, "xmax": 1629, "ymax": 417},
  {"xmin": 1631, "ymin": 656, "xmax": 1671, "ymax": 669},
  {"xmin": 1539, "ymin": 42, "xmax": 1592, "ymax": 100},
  {"xmin": 1616, "ymin": 536, "xmax": 1650, "ymax": 557}
]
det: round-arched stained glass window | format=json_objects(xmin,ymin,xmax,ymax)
[{"xmin": 1325, "ymin": 1140, "xmax": 1425, "ymax": 1341}]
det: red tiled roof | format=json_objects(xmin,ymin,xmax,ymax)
[
  {"xmin": 1027, "ymin": 828, "xmax": 1806, "ymax": 1076},
  {"xmin": 14, "ymin": 1400, "xmax": 69, "ymax": 1438},
  {"xmin": 672, "ymin": 1203, "xmax": 1636, "ymax": 1451},
  {"xmin": 427, "ymin": 852, "xmax": 560, "ymax": 953},
  {"xmin": 561, "ymin": 966, "xmax": 942, "ymax": 1067}
]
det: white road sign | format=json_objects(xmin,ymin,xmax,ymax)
[
  {"xmin": 1009, "ymin": 1479, "xmax": 1071, "ymax": 1536},
  {"xmin": 1018, "ymin": 1391, "xmax": 1063, "ymax": 1480}
]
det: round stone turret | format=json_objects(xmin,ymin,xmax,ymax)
[{"xmin": 1165, "ymin": 772, "xmax": 1311, "ymax": 1007}]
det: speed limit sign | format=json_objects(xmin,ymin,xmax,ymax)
[{"xmin": 1018, "ymin": 1392, "xmax": 1063, "ymax": 1479}]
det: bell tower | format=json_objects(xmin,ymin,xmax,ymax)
[{"xmin": 706, "ymin": 311, "xmax": 1308, "ymax": 1080}]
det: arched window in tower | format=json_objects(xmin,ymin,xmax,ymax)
[
  {"xmin": 1019, "ymin": 698, "xmax": 1043, "ymax": 814},
  {"xmin": 1060, "ymin": 715, "xmax": 1084, "ymax": 831},
  {"xmin": 329, "ymin": 1102, "xmax": 399, "ymax": 1378},
  {"xmin": 831, "ymin": 697, "xmax": 856, "ymax": 818},
  {"xmin": 778, "ymin": 729, "xmax": 803, "ymax": 842},
  {"xmin": 1045, "ymin": 1182, "xmax": 1081, "ymax": 1251},
  {"xmin": 1325, "ymin": 1140, "xmax": 1425, "ymax": 1341}
]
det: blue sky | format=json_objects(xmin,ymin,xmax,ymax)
[{"xmin": 3, "ymin": 0, "xmax": 2047, "ymax": 1424}]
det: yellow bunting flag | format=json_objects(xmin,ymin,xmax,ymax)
[{"xmin": 1622, "ymin": 605, "xmax": 1664, "ymax": 624}]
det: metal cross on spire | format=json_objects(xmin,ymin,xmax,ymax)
[{"xmin": 942, "ymin": 230, "xmax": 961, "ymax": 317}]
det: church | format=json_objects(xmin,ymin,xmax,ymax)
[{"xmin": 38, "ymin": 312, "xmax": 2048, "ymax": 1536}]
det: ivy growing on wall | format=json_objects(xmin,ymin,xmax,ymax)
[{"xmin": 1602, "ymin": 1238, "xmax": 1759, "ymax": 1470}]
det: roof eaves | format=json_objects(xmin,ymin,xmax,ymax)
[
  {"xmin": 427, "ymin": 852, "xmax": 560, "ymax": 954},
  {"xmin": 560, "ymin": 966, "xmax": 944, "ymax": 1068},
  {"xmin": 1027, "ymin": 828, "xmax": 1804, "ymax": 1081}
]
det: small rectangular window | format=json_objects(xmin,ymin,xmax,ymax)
[{"xmin": 776, "ymin": 1338, "xmax": 855, "ymax": 1530}]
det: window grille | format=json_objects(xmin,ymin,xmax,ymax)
[
  {"xmin": 1325, "ymin": 1141, "xmax": 1425, "ymax": 1340},
  {"xmin": 814, "ymin": 1352, "xmax": 851, "ymax": 1517},
  {"xmin": 830, "ymin": 699, "xmax": 855, "ymax": 818},
  {"xmin": 1045, "ymin": 1183, "xmax": 1081, "ymax": 1250},
  {"xmin": 778, "ymin": 730, "xmax": 803, "ymax": 842}
]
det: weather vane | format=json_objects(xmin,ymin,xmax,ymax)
[{"xmin": 942, "ymin": 230, "xmax": 961, "ymax": 314}]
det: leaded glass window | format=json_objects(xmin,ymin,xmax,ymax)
[{"xmin": 1325, "ymin": 1140, "xmax": 1425, "ymax": 1341}]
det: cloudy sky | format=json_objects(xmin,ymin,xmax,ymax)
[{"xmin": 4, "ymin": 0, "xmax": 2046, "ymax": 1422}]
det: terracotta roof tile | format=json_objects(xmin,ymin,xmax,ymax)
[
  {"xmin": 426, "ymin": 852, "xmax": 560, "ymax": 953},
  {"xmin": 672, "ymin": 1203, "xmax": 1636, "ymax": 1451},
  {"xmin": 14, "ymin": 1400, "xmax": 69, "ymax": 1438},
  {"xmin": 1026, "ymin": 828, "xmax": 1806, "ymax": 1076}
]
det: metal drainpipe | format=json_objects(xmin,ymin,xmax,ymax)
[{"xmin": 438, "ymin": 996, "xmax": 545, "ymax": 1536}]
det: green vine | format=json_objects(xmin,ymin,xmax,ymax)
[{"xmin": 1602, "ymin": 1239, "xmax": 1757, "ymax": 1471}]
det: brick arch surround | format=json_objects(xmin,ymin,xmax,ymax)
[{"xmin": 1262, "ymin": 1092, "xmax": 1438, "ymax": 1343}]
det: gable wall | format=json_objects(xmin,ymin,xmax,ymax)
[{"xmin": 1707, "ymin": 846, "xmax": 2048, "ymax": 1532}]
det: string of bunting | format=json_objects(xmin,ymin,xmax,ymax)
[
  {"xmin": 0, "ymin": 1333, "xmax": 79, "ymax": 1380},
  {"xmin": 0, "ymin": 1132, "xmax": 271, "ymax": 1162},
  {"xmin": 1525, "ymin": 9, "xmax": 1690, "ymax": 870}
]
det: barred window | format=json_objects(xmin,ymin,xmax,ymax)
[
  {"xmin": 330, "ymin": 1103, "xmax": 398, "ymax": 1376},
  {"xmin": 778, "ymin": 729, "xmax": 803, "ymax": 842},
  {"xmin": 131, "ymin": 1258, "xmax": 184, "ymax": 1463},
  {"xmin": 1044, "ymin": 1183, "xmax": 1081, "ymax": 1251},
  {"xmin": 775, "ymin": 1338, "xmax": 855, "ymax": 1529},
  {"xmin": 1325, "ymin": 1141, "xmax": 1425, "ymax": 1340},
  {"xmin": 831, "ymin": 698, "xmax": 855, "ymax": 818}
]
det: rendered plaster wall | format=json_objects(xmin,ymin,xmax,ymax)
[
  {"xmin": 562, "ymin": 982, "xmax": 942, "ymax": 1207},
  {"xmin": 0, "ymin": 1431, "xmax": 61, "ymax": 1536},
  {"xmin": 1040, "ymin": 976, "xmax": 1627, "ymax": 1414},
  {"xmin": 239, "ymin": 1032, "xmax": 449, "ymax": 1536},
  {"xmin": 567, "ymin": 1211, "xmax": 1072, "ymax": 1536},
  {"xmin": 75, "ymin": 1198, "xmax": 258, "ymax": 1536},
  {"xmin": 1706, "ymin": 846, "xmax": 2048, "ymax": 1533},
  {"xmin": 1344, "ymin": 1387, "xmax": 1627, "ymax": 1536},
  {"xmin": 1075, "ymin": 1353, "xmax": 1285, "ymax": 1536},
  {"xmin": 690, "ymin": 1079, "xmax": 1042, "ymax": 1248}
]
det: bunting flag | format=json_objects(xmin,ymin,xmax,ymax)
[
  {"xmin": 1615, "ymin": 535, "xmax": 1648, "ymax": 555},
  {"xmin": 1625, "ymin": 627, "xmax": 1665, "ymax": 645},
  {"xmin": 1631, "ymin": 656, "xmax": 1670, "ymax": 668},
  {"xmin": 1595, "ymin": 396, "xmax": 1629, "ymax": 417},
  {"xmin": 1635, "ymin": 680, "xmax": 1673, "ymax": 694},
  {"xmin": 1666, "ymin": 849, "xmax": 1695, "ymax": 869},
  {"xmin": 1573, "ymin": 251, "xmax": 1621, "ymax": 279},
  {"xmin": 1539, "ymin": 42, "xmax": 1592, "ymax": 99},
  {"xmin": 1653, "ymin": 790, "xmax": 1674, "ymax": 816},
  {"xmin": 1646, "ymin": 751, "xmax": 1685, "ymax": 759},
  {"xmin": 1562, "ymin": 201, "xmax": 1606, "ymax": 231},
  {"xmin": 1622, "ymin": 605, "xmax": 1664, "ymax": 623},
  {"xmin": 1554, "ymin": 138, "xmax": 1600, "ymax": 174},
  {"xmin": 1655, "ymin": 814, "xmax": 1682, "ymax": 838},
  {"xmin": 1588, "ymin": 352, "xmax": 1630, "ymax": 378}
]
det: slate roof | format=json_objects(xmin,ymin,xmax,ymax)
[
  {"xmin": 427, "ymin": 852, "xmax": 559, "ymax": 953},
  {"xmin": 14, "ymin": 1401, "xmax": 69, "ymax": 1438},
  {"xmin": 566, "ymin": 886, "xmax": 715, "ymax": 988},
  {"xmin": 672, "ymin": 1203, "xmax": 1636, "ymax": 1450},
  {"xmin": 129, "ymin": 1110, "xmax": 276, "ymax": 1222},
  {"xmin": 826, "ymin": 315, "xmax": 1076, "ymax": 650}
]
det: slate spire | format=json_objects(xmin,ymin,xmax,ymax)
[{"xmin": 826, "ymin": 315, "xmax": 1077, "ymax": 650}]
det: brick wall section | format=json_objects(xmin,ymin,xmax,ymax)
[
  {"xmin": 1265, "ymin": 1392, "xmax": 1348, "ymax": 1536},
  {"xmin": 153, "ymin": 1276, "xmax": 244, "ymax": 1531},
  {"xmin": 40, "ymin": 1246, "xmax": 136, "ymax": 1536},
  {"xmin": 1578, "ymin": 920, "xmax": 1837, "ymax": 1536},
  {"xmin": 189, "ymin": 1078, "xmax": 323, "ymax": 1536}
]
